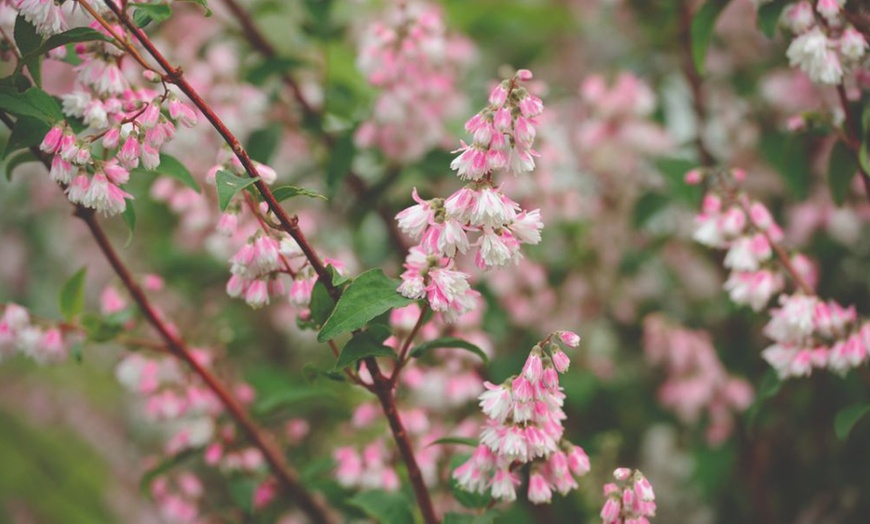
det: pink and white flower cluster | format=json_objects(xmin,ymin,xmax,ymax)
[
  {"xmin": 600, "ymin": 468, "xmax": 656, "ymax": 524},
  {"xmin": 0, "ymin": 303, "xmax": 71, "ymax": 364},
  {"xmin": 355, "ymin": 1, "xmax": 473, "ymax": 162},
  {"xmin": 115, "ymin": 350, "xmax": 224, "ymax": 455},
  {"xmin": 770, "ymin": 0, "xmax": 868, "ymax": 84},
  {"xmin": 762, "ymin": 293, "xmax": 870, "ymax": 378},
  {"xmin": 691, "ymin": 170, "xmax": 796, "ymax": 312},
  {"xmin": 34, "ymin": 18, "xmax": 199, "ymax": 216},
  {"xmin": 396, "ymin": 70, "xmax": 545, "ymax": 322},
  {"xmin": 643, "ymin": 314, "xmax": 754, "ymax": 445},
  {"xmin": 9, "ymin": 0, "xmax": 66, "ymax": 36},
  {"xmin": 453, "ymin": 331, "xmax": 590, "ymax": 504},
  {"xmin": 691, "ymin": 168, "xmax": 870, "ymax": 380}
]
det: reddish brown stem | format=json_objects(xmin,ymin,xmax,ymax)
[
  {"xmin": 390, "ymin": 305, "xmax": 429, "ymax": 385},
  {"xmin": 0, "ymin": 110, "xmax": 334, "ymax": 524},
  {"xmin": 217, "ymin": 0, "xmax": 410, "ymax": 256},
  {"xmin": 366, "ymin": 357, "xmax": 438, "ymax": 524},
  {"xmin": 74, "ymin": 208, "xmax": 335, "ymax": 523},
  {"xmin": 90, "ymin": 0, "xmax": 339, "ymax": 301}
]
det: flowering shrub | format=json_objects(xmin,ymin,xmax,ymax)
[{"xmin": 3, "ymin": 0, "xmax": 870, "ymax": 523}]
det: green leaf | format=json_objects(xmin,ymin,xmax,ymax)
[
  {"xmin": 347, "ymin": 490, "xmax": 414, "ymax": 524},
  {"xmin": 133, "ymin": 3, "xmax": 173, "ymax": 27},
  {"xmin": 335, "ymin": 325, "xmax": 395, "ymax": 369},
  {"xmin": 427, "ymin": 436, "xmax": 478, "ymax": 448},
  {"xmin": 245, "ymin": 124, "xmax": 283, "ymax": 163},
  {"xmin": 59, "ymin": 267, "xmax": 87, "ymax": 322},
  {"xmin": 3, "ymin": 149, "xmax": 39, "ymax": 181},
  {"xmin": 691, "ymin": 0, "xmax": 730, "ymax": 76},
  {"xmin": 443, "ymin": 512, "xmax": 498, "ymax": 524},
  {"xmin": 246, "ymin": 57, "xmax": 305, "ymax": 86},
  {"xmin": 159, "ymin": 153, "xmax": 199, "ymax": 192},
  {"xmin": 81, "ymin": 313, "xmax": 126, "ymax": 343},
  {"xmin": 229, "ymin": 477, "xmax": 257, "ymax": 514},
  {"xmin": 633, "ymin": 192, "xmax": 669, "ymax": 227},
  {"xmin": 309, "ymin": 280, "xmax": 335, "ymax": 327},
  {"xmin": 215, "ymin": 169, "xmax": 258, "ymax": 211},
  {"xmin": 302, "ymin": 362, "xmax": 347, "ymax": 383},
  {"xmin": 140, "ymin": 449, "xmax": 199, "ymax": 496},
  {"xmin": 121, "ymin": 199, "xmax": 136, "ymax": 246},
  {"xmin": 325, "ymin": 131, "xmax": 355, "ymax": 196},
  {"xmin": 757, "ymin": 0, "xmax": 788, "ymax": 38},
  {"xmin": 828, "ymin": 140, "xmax": 858, "ymax": 206},
  {"xmin": 317, "ymin": 268, "xmax": 412, "ymax": 342},
  {"xmin": 34, "ymin": 28, "xmax": 111, "ymax": 56},
  {"xmin": 253, "ymin": 387, "xmax": 336, "ymax": 415},
  {"xmin": 745, "ymin": 369, "xmax": 782, "ymax": 429},
  {"xmin": 0, "ymin": 87, "xmax": 63, "ymax": 123},
  {"xmin": 3, "ymin": 116, "xmax": 49, "ymax": 158},
  {"xmin": 13, "ymin": 15, "xmax": 42, "ymax": 55},
  {"xmin": 14, "ymin": 15, "xmax": 43, "ymax": 87},
  {"xmin": 760, "ymin": 131, "xmax": 811, "ymax": 199},
  {"xmin": 179, "ymin": 0, "xmax": 212, "ymax": 16},
  {"xmin": 834, "ymin": 403, "xmax": 870, "ymax": 440},
  {"xmin": 410, "ymin": 337, "xmax": 488, "ymax": 364},
  {"xmin": 271, "ymin": 185, "xmax": 327, "ymax": 202},
  {"xmin": 859, "ymin": 140, "xmax": 870, "ymax": 178}
]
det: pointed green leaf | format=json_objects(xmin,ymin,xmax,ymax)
[
  {"xmin": 757, "ymin": 0, "xmax": 788, "ymax": 38},
  {"xmin": 121, "ymin": 199, "xmax": 136, "ymax": 247},
  {"xmin": 179, "ymin": 0, "xmax": 212, "ymax": 16},
  {"xmin": 691, "ymin": 0, "xmax": 730, "ymax": 76},
  {"xmin": 215, "ymin": 169, "xmax": 258, "ymax": 211},
  {"xmin": 3, "ymin": 116, "xmax": 49, "ymax": 158},
  {"xmin": 59, "ymin": 267, "xmax": 87, "ymax": 321},
  {"xmin": 410, "ymin": 337, "xmax": 488, "ymax": 364},
  {"xmin": 317, "ymin": 269, "xmax": 412, "ymax": 342},
  {"xmin": 347, "ymin": 490, "xmax": 414, "ymax": 524},
  {"xmin": 13, "ymin": 15, "xmax": 42, "ymax": 55},
  {"xmin": 835, "ymin": 403, "xmax": 870, "ymax": 440},
  {"xmin": 133, "ymin": 3, "xmax": 173, "ymax": 27},
  {"xmin": 309, "ymin": 280, "xmax": 335, "ymax": 327},
  {"xmin": 0, "ymin": 87, "xmax": 63, "ymax": 123},
  {"xmin": 334, "ymin": 325, "xmax": 395, "ymax": 369},
  {"xmin": 271, "ymin": 185, "xmax": 327, "ymax": 202},
  {"xmin": 427, "ymin": 436, "xmax": 478, "ymax": 448},
  {"xmin": 3, "ymin": 149, "xmax": 39, "ymax": 181},
  {"xmin": 828, "ymin": 140, "xmax": 858, "ymax": 206},
  {"xmin": 443, "ymin": 512, "xmax": 498, "ymax": 524}
]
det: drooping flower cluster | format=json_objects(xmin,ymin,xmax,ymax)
[
  {"xmin": 31, "ymin": 16, "xmax": 200, "ymax": 217},
  {"xmin": 600, "ymin": 468, "xmax": 656, "ymax": 524},
  {"xmin": 765, "ymin": 0, "xmax": 869, "ymax": 84},
  {"xmin": 355, "ymin": 1, "xmax": 474, "ymax": 162},
  {"xmin": 762, "ymin": 294, "xmax": 870, "ymax": 378},
  {"xmin": 453, "ymin": 331, "xmax": 590, "ymax": 504},
  {"xmin": 0, "ymin": 303, "xmax": 72, "ymax": 364},
  {"xmin": 643, "ymin": 314, "xmax": 754, "ymax": 445},
  {"xmin": 690, "ymin": 168, "xmax": 870, "ymax": 379},
  {"xmin": 691, "ymin": 169, "xmax": 794, "ymax": 311},
  {"xmin": 396, "ymin": 70, "xmax": 545, "ymax": 322}
]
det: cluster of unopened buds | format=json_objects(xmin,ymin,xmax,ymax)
[
  {"xmin": 0, "ymin": 304, "xmax": 71, "ymax": 364},
  {"xmin": 355, "ymin": 1, "xmax": 473, "ymax": 162},
  {"xmin": 35, "ymin": 19, "xmax": 200, "ymax": 216},
  {"xmin": 689, "ymin": 168, "xmax": 870, "ymax": 379},
  {"xmin": 396, "ymin": 69, "xmax": 544, "ymax": 322},
  {"xmin": 759, "ymin": 0, "xmax": 870, "ymax": 84},
  {"xmin": 600, "ymin": 468, "xmax": 656, "ymax": 524},
  {"xmin": 643, "ymin": 314, "xmax": 754, "ymax": 445},
  {"xmin": 453, "ymin": 331, "xmax": 590, "ymax": 504}
]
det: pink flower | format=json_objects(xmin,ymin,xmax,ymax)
[{"xmin": 528, "ymin": 472, "xmax": 552, "ymax": 504}]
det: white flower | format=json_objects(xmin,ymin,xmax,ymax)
[{"xmin": 787, "ymin": 27, "xmax": 843, "ymax": 85}]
